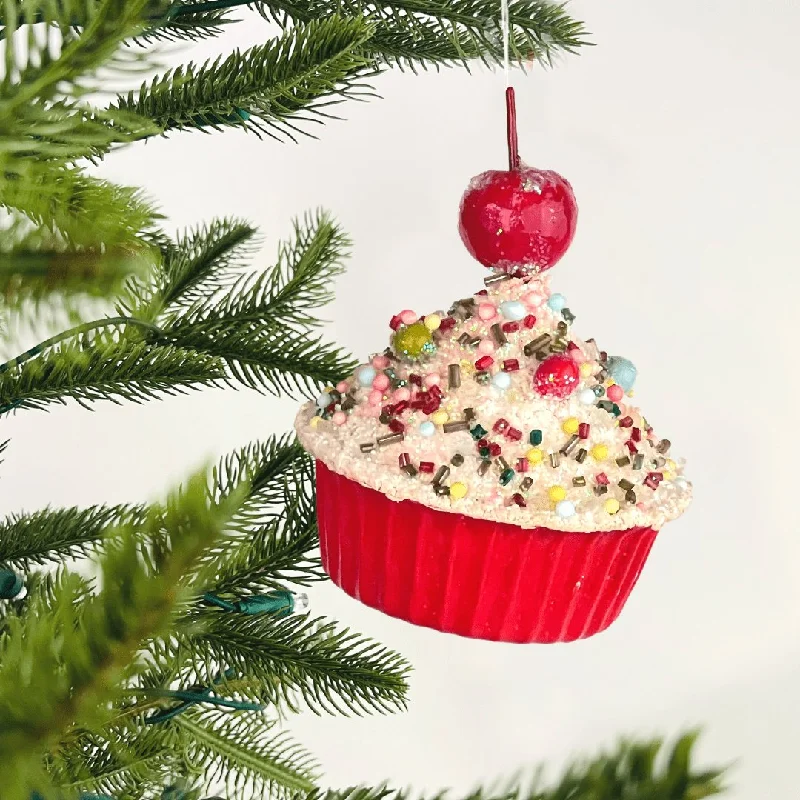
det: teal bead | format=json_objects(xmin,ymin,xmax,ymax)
[
  {"xmin": 607, "ymin": 356, "xmax": 637, "ymax": 391},
  {"xmin": 419, "ymin": 421, "xmax": 435, "ymax": 437},
  {"xmin": 0, "ymin": 568, "xmax": 22, "ymax": 600},
  {"xmin": 529, "ymin": 429, "xmax": 543, "ymax": 445},
  {"xmin": 499, "ymin": 300, "xmax": 526, "ymax": 321},
  {"xmin": 547, "ymin": 293, "xmax": 567, "ymax": 312},
  {"xmin": 499, "ymin": 468, "xmax": 515, "ymax": 486},
  {"xmin": 470, "ymin": 424, "xmax": 488, "ymax": 440},
  {"xmin": 354, "ymin": 364, "xmax": 377, "ymax": 386}
]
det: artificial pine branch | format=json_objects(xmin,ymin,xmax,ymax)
[
  {"xmin": 0, "ymin": 504, "xmax": 146, "ymax": 568},
  {"xmin": 113, "ymin": 16, "xmax": 379, "ymax": 140}
]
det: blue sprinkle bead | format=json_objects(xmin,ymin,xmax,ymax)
[
  {"xmin": 419, "ymin": 421, "xmax": 435, "ymax": 437},
  {"xmin": 547, "ymin": 293, "xmax": 567, "ymax": 312},
  {"xmin": 492, "ymin": 372, "xmax": 512, "ymax": 390},
  {"xmin": 607, "ymin": 356, "xmax": 638, "ymax": 392},
  {"xmin": 316, "ymin": 391, "xmax": 332, "ymax": 408},
  {"xmin": 354, "ymin": 364, "xmax": 377, "ymax": 387},
  {"xmin": 499, "ymin": 300, "xmax": 526, "ymax": 321},
  {"xmin": 555, "ymin": 500, "xmax": 576, "ymax": 518}
]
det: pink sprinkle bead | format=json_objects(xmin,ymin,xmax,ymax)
[
  {"xmin": 523, "ymin": 291, "xmax": 543, "ymax": 308},
  {"xmin": 607, "ymin": 384, "xmax": 624, "ymax": 402},
  {"xmin": 372, "ymin": 355, "xmax": 389, "ymax": 369},
  {"xmin": 570, "ymin": 348, "xmax": 586, "ymax": 363},
  {"xmin": 332, "ymin": 411, "xmax": 347, "ymax": 426},
  {"xmin": 336, "ymin": 381, "xmax": 348, "ymax": 393},
  {"xmin": 368, "ymin": 390, "xmax": 383, "ymax": 405},
  {"xmin": 372, "ymin": 374, "xmax": 390, "ymax": 391},
  {"xmin": 393, "ymin": 387, "xmax": 411, "ymax": 402},
  {"xmin": 423, "ymin": 373, "xmax": 440, "ymax": 387},
  {"xmin": 478, "ymin": 302, "xmax": 496, "ymax": 321},
  {"xmin": 364, "ymin": 405, "xmax": 381, "ymax": 418},
  {"xmin": 399, "ymin": 309, "xmax": 418, "ymax": 325},
  {"xmin": 478, "ymin": 338, "xmax": 495, "ymax": 354}
]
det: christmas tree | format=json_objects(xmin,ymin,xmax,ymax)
[{"xmin": 0, "ymin": 1, "xmax": 727, "ymax": 797}]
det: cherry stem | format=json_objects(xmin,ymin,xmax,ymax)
[{"xmin": 506, "ymin": 86, "xmax": 520, "ymax": 171}]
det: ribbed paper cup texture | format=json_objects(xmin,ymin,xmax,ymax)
[{"xmin": 316, "ymin": 460, "xmax": 658, "ymax": 643}]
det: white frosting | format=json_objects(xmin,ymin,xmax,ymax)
[{"xmin": 295, "ymin": 275, "xmax": 692, "ymax": 532}]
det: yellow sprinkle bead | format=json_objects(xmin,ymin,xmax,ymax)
[
  {"xmin": 590, "ymin": 444, "xmax": 609, "ymax": 461},
  {"xmin": 449, "ymin": 482, "xmax": 468, "ymax": 501},
  {"xmin": 424, "ymin": 313, "xmax": 441, "ymax": 331},
  {"xmin": 309, "ymin": 416, "xmax": 321, "ymax": 429},
  {"xmin": 460, "ymin": 359, "xmax": 475, "ymax": 376},
  {"xmin": 526, "ymin": 448, "xmax": 544, "ymax": 465},
  {"xmin": 430, "ymin": 410, "xmax": 449, "ymax": 426},
  {"xmin": 666, "ymin": 459, "xmax": 676, "ymax": 471},
  {"xmin": 663, "ymin": 471, "xmax": 675, "ymax": 481},
  {"xmin": 562, "ymin": 417, "xmax": 580, "ymax": 435},
  {"xmin": 548, "ymin": 485, "xmax": 567, "ymax": 503},
  {"xmin": 579, "ymin": 362, "xmax": 594, "ymax": 378},
  {"xmin": 604, "ymin": 498, "xmax": 620, "ymax": 515}
]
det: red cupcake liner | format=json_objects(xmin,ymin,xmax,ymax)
[{"xmin": 316, "ymin": 460, "xmax": 658, "ymax": 643}]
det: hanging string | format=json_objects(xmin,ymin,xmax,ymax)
[{"xmin": 500, "ymin": 0, "xmax": 520, "ymax": 170}]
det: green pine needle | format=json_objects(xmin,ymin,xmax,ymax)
[{"xmin": 113, "ymin": 16, "xmax": 379, "ymax": 140}]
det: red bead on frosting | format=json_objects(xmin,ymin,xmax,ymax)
[{"xmin": 533, "ymin": 354, "xmax": 580, "ymax": 399}]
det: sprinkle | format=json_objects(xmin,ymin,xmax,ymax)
[
  {"xmin": 443, "ymin": 420, "xmax": 469, "ymax": 433},
  {"xmin": 548, "ymin": 293, "xmax": 567, "ymax": 312},
  {"xmin": 377, "ymin": 433, "xmax": 404, "ymax": 448},
  {"xmin": 632, "ymin": 453, "xmax": 645, "ymax": 470},
  {"xmin": 439, "ymin": 317, "xmax": 457, "ymax": 332},
  {"xmin": 657, "ymin": 439, "xmax": 672, "ymax": 454},
  {"xmin": 447, "ymin": 364, "xmax": 461, "ymax": 389},
  {"xmin": 549, "ymin": 339, "xmax": 567, "ymax": 353},
  {"xmin": 458, "ymin": 333, "xmax": 472, "ymax": 347},
  {"xmin": 579, "ymin": 362, "xmax": 594, "ymax": 378},
  {"xmin": 631, "ymin": 427, "xmax": 642, "ymax": 443},
  {"xmin": 561, "ymin": 308, "xmax": 576, "ymax": 323},
  {"xmin": 562, "ymin": 417, "xmax": 580, "ymax": 435},
  {"xmin": 520, "ymin": 476, "xmax": 534, "ymax": 492},
  {"xmin": 597, "ymin": 400, "xmax": 615, "ymax": 412},
  {"xmin": 434, "ymin": 484, "xmax": 451, "ymax": 496},
  {"xmin": 578, "ymin": 423, "xmax": 590, "ymax": 439},
  {"xmin": 523, "ymin": 314, "xmax": 537, "ymax": 328},
  {"xmin": 511, "ymin": 493, "xmax": 527, "ymax": 507},
  {"xmin": 468, "ymin": 336, "xmax": 483, "ymax": 347},
  {"xmin": 618, "ymin": 478, "xmax": 635, "ymax": 491},
  {"xmin": 450, "ymin": 482, "xmax": 468, "ymax": 500},
  {"xmin": 492, "ymin": 372, "xmax": 512, "ymax": 390},
  {"xmin": 506, "ymin": 427, "xmax": 522, "ymax": 442},
  {"xmin": 625, "ymin": 490, "xmax": 637, "ymax": 504},
  {"xmin": 398, "ymin": 453, "xmax": 411, "ymax": 468},
  {"xmin": 430, "ymin": 410, "xmax": 449, "ymax": 425},
  {"xmin": 594, "ymin": 484, "xmax": 609, "ymax": 496},
  {"xmin": 340, "ymin": 397, "xmax": 356, "ymax": 411},
  {"xmin": 501, "ymin": 322, "xmax": 520, "ymax": 333},
  {"xmin": 401, "ymin": 464, "xmax": 418, "ymax": 477},
  {"xmin": 590, "ymin": 444, "xmax": 608, "ymax": 461},
  {"xmin": 433, "ymin": 465, "xmax": 450, "ymax": 486},
  {"xmin": 490, "ymin": 323, "xmax": 508, "ymax": 347},
  {"xmin": 419, "ymin": 421, "xmax": 435, "ymax": 437},
  {"xmin": 595, "ymin": 473, "xmax": 610, "ymax": 485},
  {"xmin": 615, "ymin": 456, "xmax": 631, "ymax": 467},
  {"xmin": 556, "ymin": 321, "xmax": 568, "ymax": 336},
  {"xmin": 310, "ymin": 417, "xmax": 322, "ymax": 429},
  {"xmin": 359, "ymin": 442, "xmax": 375, "ymax": 453},
  {"xmin": 645, "ymin": 472, "xmax": 664, "ymax": 490},
  {"xmin": 499, "ymin": 468, "xmax": 515, "ymax": 486},
  {"xmin": 619, "ymin": 416, "xmax": 634, "ymax": 428},
  {"xmin": 473, "ymin": 370, "xmax": 490, "ymax": 384},
  {"xmin": 388, "ymin": 419, "xmax": 405, "ymax": 434},
  {"xmin": 475, "ymin": 355, "xmax": 494, "ymax": 371},
  {"xmin": 524, "ymin": 334, "xmax": 551, "ymax": 357},
  {"xmin": 611, "ymin": 404, "xmax": 622, "ymax": 417},
  {"xmin": 625, "ymin": 440, "xmax": 638, "ymax": 453},
  {"xmin": 329, "ymin": 389, "xmax": 342, "ymax": 403},
  {"xmin": 497, "ymin": 456, "xmax": 511, "ymax": 472},
  {"xmin": 560, "ymin": 435, "xmax": 580, "ymax": 456},
  {"xmin": 502, "ymin": 358, "xmax": 520, "ymax": 372},
  {"xmin": 470, "ymin": 424, "xmax": 488, "ymax": 440},
  {"xmin": 424, "ymin": 314, "xmax": 442, "ymax": 331},
  {"xmin": 418, "ymin": 461, "xmax": 435, "ymax": 473},
  {"xmin": 488, "ymin": 442, "xmax": 502, "ymax": 457},
  {"xmin": 549, "ymin": 453, "xmax": 560, "ymax": 468},
  {"xmin": 555, "ymin": 500, "xmax": 576, "ymax": 518},
  {"xmin": 526, "ymin": 448, "xmax": 543, "ymax": 465},
  {"xmin": 575, "ymin": 448, "xmax": 588, "ymax": 463},
  {"xmin": 607, "ymin": 384, "xmax": 624, "ymax": 402},
  {"xmin": 604, "ymin": 498, "xmax": 620, "ymax": 515},
  {"xmin": 529, "ymin": 429, "xmax": 543, "ymax": 445},
  {"xmin": 592, "ymin": 385, "xmax": 606, "ymax": 397},
  {"xmin": 572, "ymin": 476, "xmax": 586, "ymax": 487},
  {"xmin": 478, "ymin": 459, "xmax": 492, "ymax": 476},
  {"xmin": 493, "ymin": 418, "xmax": 509, "ymax": 434},
  {"xmin": 451, "ymin": 453, "xmax": 465, "ymax": 466},
  {"xmin": 516, "ymin": 458, "xmax": 529, "ymax": 473},
  {"xmin": 484, "ymin": 272, "xmax": 511, "ymax": 287},
  {"xmin": 549, "ymin": 485, "xmax": 567, "ymax": 502},
  {"xmin": 463, "ymin": 407, "xmax": 476, "ymax": 421},
  {"xmin": 478, "ymin": 302, "xmax": 497, "ymax": 321},
  {"xmin": 389, "ymin": 315, "xmax": 403, "ymax": 330}
]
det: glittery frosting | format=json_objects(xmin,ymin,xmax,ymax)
[{"xmin": 295, "ymin": 273, "xmax": 692, "ymax": 532}]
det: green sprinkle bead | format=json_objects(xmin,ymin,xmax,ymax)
[{"xmin": 529, "ymin": 429, "xmax": 543, "ymax": 445}]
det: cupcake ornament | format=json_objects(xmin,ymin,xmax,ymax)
[{"xmin": 295, "ymin": 88, "xmax": 692, "ymax": 643}]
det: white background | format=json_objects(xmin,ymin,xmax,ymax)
[{"xmin": 3, "ymin": 1, "xmax": 800, "ymax": 797}]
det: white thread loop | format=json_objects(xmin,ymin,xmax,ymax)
[{"xmin": 501, "ymin": 0, "xmax": 511, "ymax": 86}]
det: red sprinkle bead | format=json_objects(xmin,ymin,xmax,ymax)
[
  {"xmin": 567, "ymin": 341, "xmax": 579, "ymax": 352},
  {"xmin": 325, "ymin": 403, "xmax": 336, "ymax": 415},
  {"xmin": 502, "ymin": 321, "xmax": 520, "ymax": 333},
  {"xmin": 511, "ymin": 493, "xmax": 527, "ymax": 507},
  {"xmin": 625, "ymin": 440, "xmax": 638, "ymax": 453},
  {"xmin": 389, "ymin": 419, "xmax": 405, "ymax": 434},
  {"xmin": 477, "ymin": 438, "xmax": 489, "ymax": 449},
  {"xmin": 619, "ymin": 416, "xmax": 634, "ymax": 428},
  {"xmin": 644, "ymin": 474, "xmax": 660, "ymax": 490},
  {"xmin": 600, "ymin": 351, "xmax": 608, "ymax": 362},
  {"xmin": 631, "ymin": 427, "xmax": 642, "ymax": 442},
  {"xmin": 428, "ymin": 384, "xmax": 443, "ymax": 399},
  {"xmin": 409, "ymin": 374, "xmax": 422, "ymax": 386},
  {"xmin": 506, "ymin": 427, "xmax": 522, "ymax": 442},
  {"xmin": 488, "ymin": 442, "xmax": 502, "ymax": 457},
  {"xmin": 410, "ymin": 398, "xmax": 425, "ymax": 410},
  {"xmin": 502, "ymin": 358, "xmax": 520, "ymax": 372},
  {"xmin": 393, "ymin": 400, "xmax": 409, "ymax": 414},
  {"xmin": 578, "ymin": 422, "xmax": 590, "ymax": 439},
  {"xmin": 439, "ymin": 317, "xmax": 457, "ymax": 331},
  {"xmin": 523, "ymin": 314, "xmax": 537, "ymax": 328},
  {"xmin": 516, "ymin": 458, "xmax": 529, "ymax": 473},
  {"xmin": 422, "ymin": 399, "xmax": 440, "ymax": 414},
  {"xmin": 476, "ymin": 289, "xmax": 488, "ymax": 296},
  {"xmin": 493, "ymin": 418, "xmax": 510, "ymax": 434},
  {"xmin": 475, "ymin": 355, "xmax": 494, "ymax": 370},
  {"xmin": 418, "ymin": 461, "xmax": 435, "ymax": 473},
  {"xmin": 389, "ymin": 315, "xmax": 403, "ymax": 331},
  {"xmin": 398, "ymin": 453, "xmax": 411, "ymax": 468},
  {"xmin": 596, "ymin": 472, "xmax": 610, "ymax": 485}
]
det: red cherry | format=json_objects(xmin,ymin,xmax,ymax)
[
  {"xmin": 533, "ymin": 354, "xmax": 580, "ymax": 398},
  {"xmin": 458, "ymin": 167, "xmax": 578, "ymax": 273}
]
